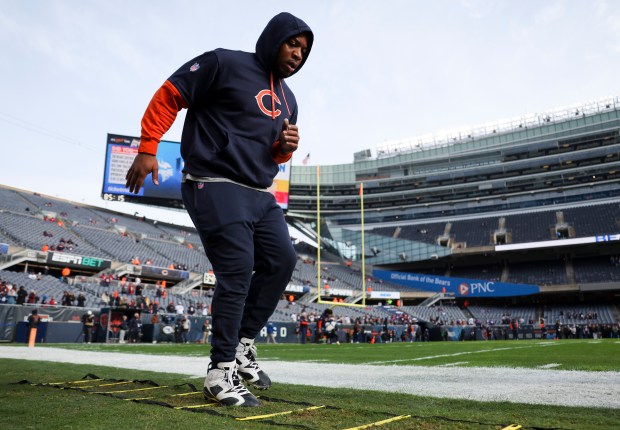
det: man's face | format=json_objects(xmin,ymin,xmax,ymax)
[{"xmin": 275, "ymin": 33, "xmax": 309, "ymax": 77}]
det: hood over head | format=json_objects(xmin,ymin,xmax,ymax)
[{"xmin": 255, "ymin": 12, "xmax": 313, "ymax": 77}]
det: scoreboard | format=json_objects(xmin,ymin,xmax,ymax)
[{"xmin": 102, "ymin": 133, "xmax": 292, "ymax": 211}]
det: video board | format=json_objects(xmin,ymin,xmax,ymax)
[{"xmin": 101, "ymin": 133, "xmax": 292, "ymax": 210}]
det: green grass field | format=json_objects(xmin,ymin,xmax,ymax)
[{"xmin": 2, "ymin": 340, "xmax": 619, "ymax": 430}]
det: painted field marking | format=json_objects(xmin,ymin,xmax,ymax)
[
  {"xmin": 437, "ymin": 361, "xmax": 469, "ymax": 367},
  {"xmin": 537, "ymin": 363, "xmax": 561, "ymax": 369},
  {"xmin": 366, "ymin": 345, "xmax": 536, "ymax": 365},
  {"xmin": 364, "ymin": 341, "xmax": 563, "ymax": 365}
]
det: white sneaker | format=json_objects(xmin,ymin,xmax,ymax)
[
  {"xmin": 235, "ymin": 337, "xmax": 272, "ymax": 389},
  {"xmin": 203, "ymin": 361, "xmax": 260, "ymax": 407}
]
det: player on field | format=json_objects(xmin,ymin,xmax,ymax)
[{"xmin": 125, "ymin": 12, "xmax": 313, "ymax": 406}]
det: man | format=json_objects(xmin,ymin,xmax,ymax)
[
  {"xmin": 266, "ymin": 321, "xmax": 277, "ymax": 344},
  {"xmin": 125, "ymin": 12, "xmax": 313, "ymax": 407},
  {"xmin": 298, "ymin": 312, "xmax": 309, "ymax": 344},
  {"xmin": 128, "ymin": 312, "xmax": 142, "ymax": 343},
  {"xmin": 81, "ymin": 310, "xmax": 95, "ymax": 344},
  {"xmin": 118, "ymin": 314, "xmax": 129, "ymax": 344},
  {"xmin": 27, "ymin": 309, "xmax": 40, "ymax": 339}
]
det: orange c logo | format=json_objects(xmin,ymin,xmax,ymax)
[{"xmin": 255, "ymin": 89, "xmax": 281, "ymax": 118}]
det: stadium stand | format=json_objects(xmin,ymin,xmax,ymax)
[
  {"xmin": 2, "ymin": 98, "xmax": 620, "ymax": 340},
  {"xmin": 507, "ymin": 259, "xmax": 569, "ymax": 286}
]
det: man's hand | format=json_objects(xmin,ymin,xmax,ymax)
[
  {"xmin": 279, "ymin": 118, "xmax": 299, "ymax": 154},
  {"xmin": 125, "ymin": 153, "xmax": 159, "ymax": 194}
]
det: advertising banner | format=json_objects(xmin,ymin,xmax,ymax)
[
  {"xmin": 141, "ymin": 265, "xmax": 189, "ymax": 281},
  {"xmin": 47, "ymin": 252, "xmax": 111, "ymax": 270},
  {"xmin": 369, "ymin": 291, "xmax": 401, "ymax": 300},
  {"xmin": 373, "ymin": 269, "xmax": 540, "ymax": 297}
]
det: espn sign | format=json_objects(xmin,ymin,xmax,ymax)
[{"xmin": 47, "ymin": 252, "xmax": 111, "ymax": 270}]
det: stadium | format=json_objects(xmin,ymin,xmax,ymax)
[{"xmin": 1, "ymin": 95, "xmax": 619, "ymax": 429}]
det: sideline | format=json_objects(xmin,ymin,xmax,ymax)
[
  {"xmin": 364, "ymin": 343, "xmax": 557, "ymax": 365},
  {"xmin": 1, "ymin": 345, "xmax": 619, "ymax": 409}
]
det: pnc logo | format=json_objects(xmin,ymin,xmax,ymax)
[
  {"xmin": 458, "ymin": 283, "xmax": 470, "ymax": 295},
  {"xmin": 255, "ymin": 89, "xmax": 281, "ymax": 118}
]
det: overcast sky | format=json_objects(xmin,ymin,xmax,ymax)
[{"xmin": 1, "ymin": 0, "xmax": 619, "ymax": 226}]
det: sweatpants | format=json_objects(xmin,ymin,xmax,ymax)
[{"xmin": 182, "ymin": 180, "xmax": 297, "ymax": 365}]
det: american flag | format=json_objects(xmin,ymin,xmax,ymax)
[{"xmin": 302, "ymin": 152, "xmax": 310, "ymax": 165}]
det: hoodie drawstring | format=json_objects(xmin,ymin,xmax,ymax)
[
  {"xmin": 269, "ymin": 72, "xmax": 291, "ymax": 120},
  {"xmin": 269, "ymin": 72, "xmax": 276, "ymax": 120},
  {"xmin": 279, "ymin": 80, "xmax": 291, "ymax": 117}
]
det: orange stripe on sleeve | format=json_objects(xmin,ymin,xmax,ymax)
[
  {"xmin": 139, "ymin": 80, "xmax": 188, "ymax": 155},
  {"xmin": 271, "ymin": 141, "xmax": 293, "ymax": 164}
]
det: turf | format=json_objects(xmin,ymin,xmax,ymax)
[
  {"xmin": 2, "ymin": 340, "xmax": 620, "ymax": 429},
  {"xmin": 32, "ymin": 339, "xmax": 620, "ymax": 371}
]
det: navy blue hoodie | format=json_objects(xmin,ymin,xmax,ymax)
[{"xmin": 167, "ymin": 12, "xmax": 313, "ymax": 189}]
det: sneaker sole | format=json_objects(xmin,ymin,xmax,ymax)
[{"xmin": 202, "ymin": 388, "xmax": 260, "ymax": 407}]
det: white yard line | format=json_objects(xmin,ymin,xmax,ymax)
[
  {"xmin": 436, "ymin": 361, "xmax": 469, "ymax": 367},
  {"xmin": 364, "ymin": 344, "xmax": 543, "ymax": 365},
  {"xmin": 1, "ymin": 346, "xmax": 619, "ymax": 409},
  {"xmin": 537, "ymin": 363, "xmax": 562, "ymax": 369}
]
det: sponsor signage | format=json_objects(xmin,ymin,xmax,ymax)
[
  {"xmin": 0, "ymin": 243, "xmax": 8, "ymax": 255},
  {"xmin": 373, "ymin": 269, "xmax": 540, "ymax": 297},
  {"xmin": 141, "ymin": 265, "xmax": 189, "ymax": 281},
  {"xmin": 325, "ymin": 288, "xmax": 354, "ymax": 296},
  {"xmin": 203, "ymin": 272, "xmax": 216, "ymax": 285},
  {"xmin": 47, "ymin": 252, "xmax": 111, "ymax": 270},
  {"xmin": 285, "ymin": 284, "xmax": 308, "ymax": 293},
  {"xmin": 495, "ymin": 233, "xmax": 620, "ymax": 252},
  {"xmin": 369, "ymin": 291, "xmax": 400, "ymax": 299}
]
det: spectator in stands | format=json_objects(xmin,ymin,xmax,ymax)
[
  {"xmin": 16, "ymin": 286, "xmax": 28, "ymax": 305},
  {"xmin": 76, "ymin": 293, "xmax": 86, "ymax": 307},
  {"xmin": 166, "ymin": 302, "xmax": 176, "ymax": 314},
  {"xmin": 124, "ymin": 11, "xmax": 311, "ymax": 407},
  {"xmin": 27, "ymin": 291, "xmax": 38, "ymax": 304},
  {"xmin": 112, "ymin": 290, "xmax": 120, "ymax": 307},
  {"xmin": 6, "ymin": 285, "xmax": 16, "ymax": 305},
  {"xmin": 175, "ymin": 302, "xmax": 185, "ymax": 315},
  {"xmin": 49, "ymin": 296, "xmax": 57, "ymax": 306},
  {"xmin": 101, "ymin": 291, "xmax": 110, "ymax": 306},
  {"xmin": 187, "ymin": 303, "xmax": 196, "ymax": 316}
]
